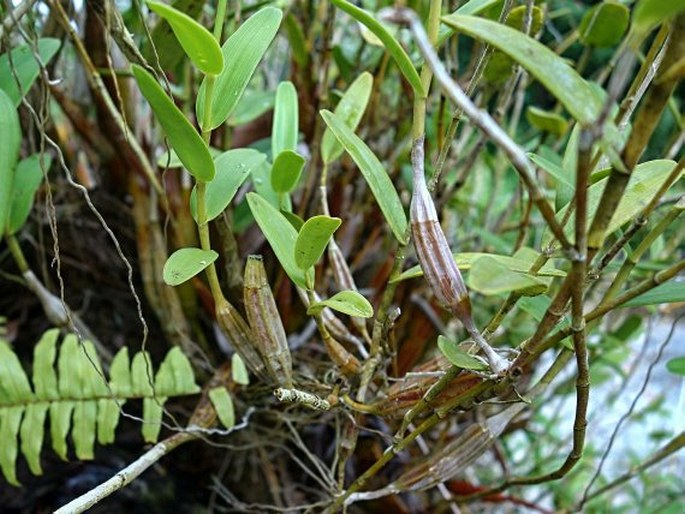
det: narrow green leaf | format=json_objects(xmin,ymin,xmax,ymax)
[
  {"xmin": 437, "ymin": 335, "xmax": 488, "ymax": 371},
  {"xmin": 320, "ymin": 110, "xmax": 408, "ymax": 244},
  {"xmin": 0, "ymin": 88, "xmax": 21, "ymax": 238},
  {"xmin": 7, "ymin": 154, "xmax": 51, "ymax": 234},
  {"xmin": 281, "ymin": 210, "xmax": 305, "ymax": 231},
  {"xmin": 209, "ymin": 387, "xmax": 235, "ymax": 429},
  {"xmin": 437, "ymin": 0, "xmax": 503, "ymax": 45},
  {"xmin": 132, "ymin": 64, "xmax": 215, "ymax": 181},
  {"xmin": 49, "ymin": 401, "xmax": 74, "ymax": 461},
  {"xmin": 96, "ymin": 398, "xmax": 121, "ymax": 445},
  {"xmin": 579, "ymin": 2, "xmax": 630, "ymax": 47},
  {"xmin": 330, "ymin": 0, "xmax": 425, "ymax": 97},
  {"xmin": 0, "ymin": 38, "xmax": 60, "ymax": 106},
  {"xmin": 295, "ymin": 215, "xmax": 341, "ymax": 272},
  {"xmin": 528, "ymin": 152, "xmax": 574, "ymax": 189},
  {"xmin": 308, "ymin": 290, "xmax": 374, "ymax": 318},
  {"xmin": 228, "ymin": 90, "xmax": 274, "ymax": 127},
  {"xmin": 441, "ymin": 15, "xmax": 603, "ymax": 125},
  {"xmin": 157, "ymin": 145, "xmax": 222, "ymax": 168},
  {"xmin": 622, "ymin": 282, "xmax": 685, "ymax": 308},
  {"xmin": 190, "ymin": 149, "xmax": 266, "ymax": 222},
  {"xmin": 72, "ymin": 401, "xmax": 96, "ymax": 460},
  {"xmin": 197, "ymin": 7, "xmax": 283, "ymax": 130},
  {"xmin": 468, "ymin": 256, "xmax": 548, "ymax": 296},
  {"xmin": 0, "ymin": 406, "xmax": 23, "ymax": 486},
  {"xmin": 666, "ymin": 357, "xmax": 685, "ymax": 377},
  {"xmin": 109, "ymin": 347, "xmax": 132, "ymax": 398},
  {"xmin": 271, "ymin": 150, "xmax": 306, "ymax": 193},
  {"xmin": 163, "ymin": 247, "xmax": 218, "ymax": 286},
  {"xmin": 321, "ymin": 72, "xmax": 373, "ymax": 164},
  {"xmin": 0, "ymin": 341, "xmax": 33, "ymax": 404},
  {"xmin": 526, "ymin": 107, "xmax": 568, "ymax": 137},
  {"xmin": 131, "ymin": 351, "xmax": 155, "ymax": 397},
  {"xmin": 545, "ymin": 160, "xmax": 680, "ymax": 244},
  {"xmin": 391, "ymin": 251, "xmax": 565, "ymax": 283},
  {"xmin": 632, "ymin": 0, "xmax": 685, "ymax": 35},
  {"xmin": 272, "ymin": 81, "xmax": 299, "ymax": 158},
  {"xmin": 147, "ymin": 0, "xmax": 223, "ymax": 75},
  {"xmin": 20, "ymin": 402, "xmax": 48, "ymax": 475},
  {"xmin": 246, "ymin": 192, "xmax": 313, "ymax": 288},
  {"xmin": 142, "ymin": 397, "xmax": 165, "ymax": 443},
  {"xmin": 155, "ymin": 347, "xmax": 200, "ymax": 396},
  {"xmin": 232, "ymin": 353, "xmax": 250, "ymax": 385}
]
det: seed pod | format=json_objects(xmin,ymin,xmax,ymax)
[
  {"xmin": 215, "ymin": 296, "xmax": 268, "ymax": 381},
  {"xmin": 244, "ymin": 255, "xmax": 293, "ymax": 388},
  {"xmin": 322, "ymin": 330, "xmax": 362, "ymax": 376},
  {"xmin": 409, "ymin": 138, "xmax": 471, "ymax": 322}
]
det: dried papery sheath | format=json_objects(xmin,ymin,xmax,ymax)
[
  {"xmin": 322, "ymin": 331, "xmax": 362, "ymax": 376},
  {"xmin": 409, "ymin": 136, "xmax": 508, "ymax": 374},
  {"xmin": 244, "ymin": 255, "xmax": 293, "ymax": 388},
  {"xmin": 215, "ymin": 296, "xmax": 268, "ymax": 381},
  {"xmin": 274, "ymin": 387, "xmax": 331, "ymax": 411}
]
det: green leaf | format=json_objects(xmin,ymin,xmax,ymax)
[
  {"xmin": 155, "ymin": 347, "xmax": 201, "ymax": 396},
  {"xmin": 441, "ymin": 14, "xmax": 603, "ymax": 125},
  {"xmin": 321, "ymin": 72, "xmax": 373, "ymax": 164},
  {"xmin": 295, "ymin": 215, "xmax": 341, "ymax": 272},
  {"xmin": 330, "ymin": 0, "xmax": 425, "ymax": 97},
  {"xmin": 528, "ymin": 152, "xmax": 574, "ymax": 189},
  {"xmin": 20, "ymin": 403, "xmax": 48, "ymax": 475},
  {"xmin": 143, "ymin": 0, "xmax": 205, "ymax": 72},
  {"xmin": 579, "ymin": 2, "xmax": 630, "ymax": 47},
  {"xmin": 132, "ymin": 65, "xmax": 215, "ymax": 181},
  {"xmin": 197, "ymin": 7, "xmax": 283, "ymax": 130},
  {"xmin": 246, "ymin": 192, "xmax": 313, "ymax": 288},
  {"xmin": 391, "ymin": 251, "xmax": 565, "ymax": 283},
  {"xmin": 320, "ymin": 110, "xmax": 408, "ymax": 244},
  {"xmin": 632, "ymin": 0, "xmax": 685, "ymax": 35},
  {"xmin": 0, "ymin": 88, "xmax": 21, "ymax": 238},
  {"xmin": 157, "ymin": 146, "xmax": 222, "ymax": 168},
  {"xmin": 231, "ymin": 353, "xmax": 250, "ymax": 385},
  {"xmin": 272, "ymin": 81, "xmax": 299, "ymax": 158},
  {"xmin": 190, "ymin": 148, "xmax": 265, "ymax": 222},
  {"xmin": 0, "ymin": 341, "xmax": 33, "ymax": 404},
  {"xmin": 468, "ymin": 256, "xmax": 548, "ymax": 296},
  {"xmin": 545, "ymin": 160, "xmax": 680, "ymax": 244},
  {"xmin": 437, "ymin": 335, "xmax": 488, "ymax": 371},
  {"xmin": 109, "ymin": 347, "xmax": 132, "ymax": 398},
  {"xmin": 49, "ymin": 400, "xmax": 73, "ymax": 461},
  {"xmin": 271, "ymin": 150, "xmax": 306, "ymax": 193},
  {"xmin": 228, "ymin": 89, "xmax": 274, "ymax": 127},
  {"xmin": 281, "ymin": 210, "xmax": 305, "ymax": 231},
  {"xmin": 622, "ymin": 282, "xmax": 685, "ymax": 308},
  {"xmin": 526, "ymin": 107, "xmax": 568, "ymax": 137},
  {"xmin": 209, "ymin": 387, "xmax": 235, "ymax": 428},
  {"xmin": 0, "ymin": 38, "xmax": 60, "ymax": 106},
  {"xmin": 163, "ymin": 247, "xmax": 218, "ymax": 286},
  {"xmin": 147, "ymin": 0, "xmax": 223, "ymax": 75},
  {"xmin": 6, "ymin": 154, "xmax": 51, "ymax": 234},
  {"xmin": 307, "ymin": 290, "xmax": 374, "ymax": 318},
  {"xmin": 437, "ymin": 0, "xmax": 503, "ymax": 45},
  {"xmin": 131, "ymin": 351, "xmax": 154, "ymax": 398},
  {"xmin": 33, "ymin": 329, "xmax": 59, "ymax": 401},
  {"xmin": 0, "ymin": 406, "xmax": 22, "ymax": 485},
  {"xmin": 142, "ymin": 396, "xmax": 164, "ymax": 443},
  {"xmin": 666, "ymin": 357, "xmax": 685, "ymax": 377}
]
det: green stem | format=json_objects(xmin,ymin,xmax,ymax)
[
  {"xmin": 213, "ymin": 0, "xmax": 228, "ymax": 41},
  {"xmin": 5, "ymin": 233, "xmax": 29, "ymax": 273}
]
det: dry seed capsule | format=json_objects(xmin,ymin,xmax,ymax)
[
  {"xmin": 244, "ymin": 255, "xmax": 293, "ymax": 388},
  {"xmin": 409, "ymin": 137, "xmax": 508, "ymax": 374},
  {"xmin": 215, "ymin": 296, "xmax": 268, "ymax": 381}
]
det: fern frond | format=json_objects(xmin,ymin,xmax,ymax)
[{"xmin": 0, "ymin": 328, "xmax": 200, "ymax": 486}]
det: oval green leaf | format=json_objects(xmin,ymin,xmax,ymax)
[
  {"xmin": 632, "ymin": 0, "xmax": 685, "ymax": 36},
  {"xmin": 190, "ymin": 148, "xmax": 266, "ymax": 222},
  {"xmin": 330, "ymin": 0, "xmax": 425, "ymax": 97},
  {"xmin": 321, "ymin": 72, "xmax": 373, "ymax": 164},
  {"xmin": 232, "ymin": 353, "xmax": 250, "ymax": 385},
  {"xmin": 197, "ymin": 7, "xmax": 283, "ymax": 130},
  {"xmin": 246, "ymin": 192, "xmax": 313, "ymax": 288},
  {"xmin": 272, "ymin": 81, "xmax": 299, "ymax": 158},
  {"xmin": 441, "ymin": 14, "xmax": 603, "ymax": 125},
  {"xmin": 437, "ymin": 335, "xmax": 488, "ymax": 371},
  {"xmin": 320, "ymin": 110, "xmax": 408, "ymax": 244},
  {"xmin": 666, "ymin": 357, "xmax": 685, "ymax": 377},
  {"xmin": 7, "ymin": 154, "xmax": 52, "ymax": 235},
  {"xmin": 0, "ymin": 38, "xmax": 60, "ymax": 106},
  {"xmin": 147, "ymin": 0, "xmax": 223, "ymax": 75},
  {"xmin": 295, "ymin": 215, "xmax": 342, "ymax": 271},
  {"xmin": 162, "ymin": 247, "xmax": 218, "ymax": 286},
  {"xmin": 209, "ymin": 386, "xmax": 236, "ymax": 428},
  {"xmin": 307, "ymin": 290, "xmax": 374, "ymax": 318},
  {"xmin": 526, "ymin": 106, "xmax": 569, "ymax": 137},
  {"xmin": 579, "ymin": 1, "xmax": 630, "ymax": 47},
  {"xmin": 468, "ymin": 256, "xmax": 548, "ymax": 296},
  {"xmin": 132, "ymin": 64, "xmax": 215, "ymax": 181},
  {"xmin": 0, "ymin": 88, "xmax": 21, "ymax": 236},
  {"xmin": 271, "ymin": 150, "xmax": 306, "ymax": 193}
]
